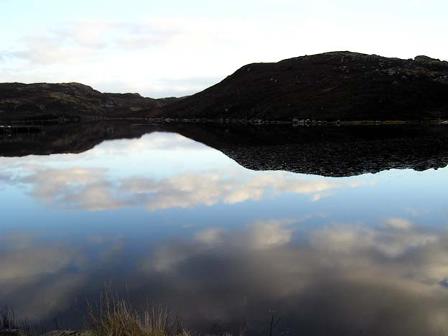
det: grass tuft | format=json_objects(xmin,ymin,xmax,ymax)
[
  {"xmin": 1, "ymin": 306, "xmax": 20, "ymax": 330},
  {"xmin": 88, "ymin": 293, "xmax": 190, "ymax": 336}
]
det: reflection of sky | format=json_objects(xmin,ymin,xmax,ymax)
[{"xmin": 1, "ymin": 131, "xmax": 448, "ymax": 334}]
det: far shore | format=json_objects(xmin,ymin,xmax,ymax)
[{"xmin": 1, "ymin": 117, "xmax": 448, "ymax": 128}]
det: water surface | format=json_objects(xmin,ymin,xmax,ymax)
[{"xmin": 1, "ymin": 125, "xmax": 448, "ymax": 335}]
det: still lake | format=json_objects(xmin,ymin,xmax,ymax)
[{"xmin": 1, "ymin": 125, "xmax": 448, "ymax": 335}]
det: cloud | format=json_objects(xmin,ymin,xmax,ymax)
[{"xmin": 6, "ymin": 21, "xmax": 179, "ymax": 66}]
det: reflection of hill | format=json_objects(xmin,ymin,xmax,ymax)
[
  {"xmin": 0, "ymin": 122, "xmax": 160, "ymax": 157},
  {"xmin": 1, "ymin": 122, "xmax": 448, "ymax": 177},
  {"xmin": 173, "ymin": 125, "xmax": 448, "ymax": 176}
]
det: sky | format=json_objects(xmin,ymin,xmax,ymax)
[{"xmin": 1, "ymin": 0, "xmax": 447, "ymax": 98}]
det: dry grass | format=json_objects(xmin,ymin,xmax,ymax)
[
  {"xmin": 0, "ymin": 306, "xmax": 34, "ymax": 335},
  {"xmin": 88, "ymin": 294, "xmax": 190, "ymax": 336},
  {"xmin": 0, "ymin": 306, "xmax": 24, "ymax": 331},
  {"xmin": 1, "ymin": 307, "xmax": 16, "ymax": 330}
]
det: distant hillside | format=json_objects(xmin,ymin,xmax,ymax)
[
  {"xmin": 161, "ymin": 51, "xmax": 448, "ymax": 122},
  {"xmin": 0, "ymin": 82, "xmax": 174, "ymax": 123}
]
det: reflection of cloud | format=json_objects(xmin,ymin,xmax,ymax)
[
  {"xmin": 247, "ymin": 219, "xmax": 294, "ymax": 250},
  {"xmin": 150, "ymin": 219, "xmax": 295, "ymax": 273},
  {"xmin": 195, "ymin": 228, "xmax": 224, "ymax": 245},
  {"xmin": 195, "ymin": 219, "xmax": 294, "ymax": 250},
  {"xmin": 311, "ymin": 219, "xmax": 438, "ymax": 257},
  {"xmin": 8, "ymin": 164, "xmax": 362, "ymax": 211},
  {"xmin": 384, "ymin": 217, "xmax": 413, "ymax": 230},
  {"xmin": 127, "ymin": 172, "xmax": 358, "ymax": 210},
  {"xmin": 0, "ymin": 232, "xmax": 127, "ymax": 322},
  {"xmin": 0, "ymin": 246, "xmax": 75, "ymax": 281},
  {"xmin": 0, "ymin": 236, "xmax": 86, "ymax": 320},
  {"xmin": 139, "ymin": 219, "xmax": 448, "ymax": 335},
  {"xmin": 0, "ymin": 131, "xmax": 364, "ymax": 212},
  {"xmin": 22, "ymin": 168, "xmax": 123, "ymax": 211},
  {"xmin": 3, "ymin": 218, "xmax": 448, "ymax": 334}
]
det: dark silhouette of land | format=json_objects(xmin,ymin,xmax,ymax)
[
  {"xmin": 161, "ymin": 52, "xmax": 448, "ymax": 122},
  {"xmin": 1, "ymin": 52, "xmax": 448, "ymax": 124},
  {"xmin": 2, "ymin": 51, "xmax": 448, "ymax": 176},
  {"xmin": 1, "ymin": 122, "xmax": 448, "ymax": 177},
  {"xmin": 0, "ymin": 82, "xmax": 175, "ymax": 123}
]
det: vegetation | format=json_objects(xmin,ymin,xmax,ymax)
[
  {"xmin": 0, "ymin": 306, "xmax": 30, "ymax": 335},
  {"xmin": 88, "ymin": 294, "xmax": 190, "ymax": 336}
]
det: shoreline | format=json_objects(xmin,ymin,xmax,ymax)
[{"xmin": 1, "ymin": 117, "xmax": 448, "ymax": 128}]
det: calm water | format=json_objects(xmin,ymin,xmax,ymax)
[{"xmin": 1, "ymin": 127, "xmax": 448, "ymax": 335}]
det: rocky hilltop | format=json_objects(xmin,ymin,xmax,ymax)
[
  {"xmin": 162, "ymin": 52, "xmax": 448, "ymax": 122},
  {"xmin": 1, "ymin": 51, "xmax": 448, "ymax": 123}
]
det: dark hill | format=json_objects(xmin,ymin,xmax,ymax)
[
  {"xmin": 0, "ymin": 82, "xmax": 173, "ymax": 123},
  {"xmin": 161, "ymin": 51, "xmax": 448, "ymax": 122},
  {"xmin": 1, "ymin": 52, "xmax": 448, "ymax": 123}
]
